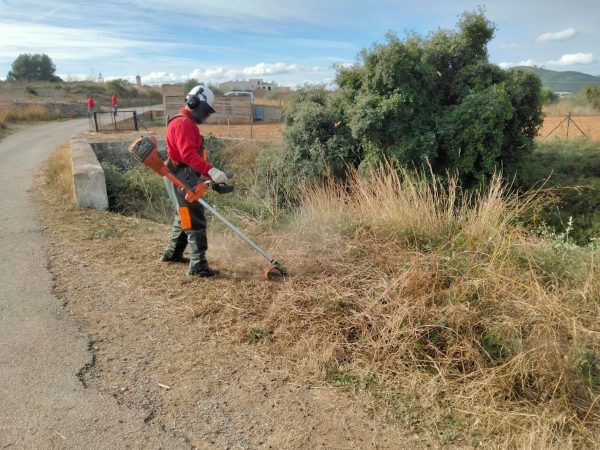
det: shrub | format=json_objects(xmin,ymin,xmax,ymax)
[
  {"xmin": 541, "ymin": 87, "xmax": 559, "ymax": 104},
  {"xmin": 256, "ymin": 86, "xmax": 360, "ymax": 206},
  {"xmin": 586, "ymin": 85, "xmax": 600, "ymax": 111},
  {"xmin": 283, "ymin": 10, "xmax": 543, "ymax": 187},
  {"xmin": 102, "ymin": 163, "xmax": 171, "ymax": 223},
  {"xmin": 183, "ymin": 78, "xmax": 199, "ymax": 94},
  {"xmin": 519, "ymin": 139, "xmax": 600, "ymax": 244}
]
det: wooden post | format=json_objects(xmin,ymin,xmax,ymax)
[
  {"xmin": 227, "ymin": 112, "xmax": 230, "ymax": 137},
  {"xmin": 250, "ymin": 114, "xmax": 253, "ymax": 139}
]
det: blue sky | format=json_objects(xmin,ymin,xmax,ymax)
[{"xmin": 1, "ymin": 0, "xmax": 599, "ymax": 87}]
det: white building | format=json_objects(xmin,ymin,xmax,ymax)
[{"xmin": 219, "ymin": 78, "xmax": 279, "ymax": 92}]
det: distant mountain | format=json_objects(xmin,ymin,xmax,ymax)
[{"xmin": 511, "ymin": 66, "xmax": 600, "ymax": 93}]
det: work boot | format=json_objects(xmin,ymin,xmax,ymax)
[
  {"xmin": 187, "ymin": 260, "xmax": 220, "ymax": 277},
  {"xmin": 160, "ymin": 252, "xmax": 189, "ymax": 264}
]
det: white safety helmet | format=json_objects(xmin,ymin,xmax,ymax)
[{"xmin": 185, "ymin": 85, "xmax": 216, "ymax": 123}]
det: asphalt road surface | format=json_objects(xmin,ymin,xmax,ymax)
[{"xmin": 0, "ymin": 120, "xmax": 188, "ymax": 449}]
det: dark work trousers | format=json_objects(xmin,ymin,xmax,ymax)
[{"xmin": 163, "ymin": 169, "xmax": 208, "ymax": 272}]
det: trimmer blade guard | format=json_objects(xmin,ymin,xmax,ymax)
[{"xmin": 262, "ymin": 261, "xmax": 288, "ymax": 280}]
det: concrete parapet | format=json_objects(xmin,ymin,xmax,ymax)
[{"xmin": 70, "ymin": 138, "xmax": 108, "ymax": 210}]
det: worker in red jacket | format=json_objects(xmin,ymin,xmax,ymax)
[
  {"xmin": 86, "ymin": 95, "xmax": 95, "ymax": 117},
  {"xmin": 161, "ymin": 85, "xmax": 229, "ymax": 277},
  {"xmin": 111, "ymin": 93, "xmax": 118, "ymax": 117}
]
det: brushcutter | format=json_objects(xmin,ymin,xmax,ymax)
[{"xmin": 128, "ymin": 136, "xmax": 287, "ymax": 279}]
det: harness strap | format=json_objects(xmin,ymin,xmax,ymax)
[{"xmin": 166, "ymin": 114, "xmax": 209, "ymax": 163}]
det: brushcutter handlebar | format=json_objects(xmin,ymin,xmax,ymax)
[
  {"xmin": 207, "ymin": 170, "xmax": 234, "ymax": 194},
  {"xmin": 128, "ymin": 136, "xmax": 234, "ymax": 201}
]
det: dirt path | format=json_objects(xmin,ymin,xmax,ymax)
[{"xmin": 0, "ymin": 120, "xmax": 189, "ymax": 448}]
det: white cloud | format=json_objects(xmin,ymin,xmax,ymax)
[
  {"xmin": 498, "ymin": 59, "xmax": 537, "ymax": 69},
  {"xmin": 536, "ymin": 28, "xmax": 577, "ymax": 43},
  {"xmin": 498, "ymin": 53, "xmax": 597, "ymax": 70},
  {"xmin": 189, "ymin": 67, "xmax": 230, "ymax": 80},
  {"xmin": 137, "ymin": 72, "xmax": 179, "ymax": 84},
  {"xmin": 241, "ymin": 62, "xmax": 299, "ymax": 76},
  {"xmin": 548, "ymin": 52, "xmax": 595, "ymax": 66},
  {"xmin": 89, "ymin": 62, "xmax": 306, "ymax": 86}
]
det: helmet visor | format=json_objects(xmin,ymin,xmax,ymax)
[{"xmin": 190, "ymin": 101, "xmax": 216, "ymax": 123}]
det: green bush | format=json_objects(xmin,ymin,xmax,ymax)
[
  {"xmin": 519, "ymin": 139, "xmax": 600, "ymax": 244},
  {"xmin": 278, "ymin": 10, "xmax": 543, "ymax": 189},
  {"xmin": 183, "ymin": 78, "xmax": 199, "ymax": 94},
  {"xmin": 254, "ymin": 86, "xmax": 359, "ymax": 206},
  {"xmin": 541, "ymin": 87, "xmax": 559, "ymax": 105},
  {"xmin": 586, "ymin": 86, "xmax": 600, "ymax": 111},
  {"xmin": 102, "ymin": 163, "xmax": 171, "ymax": 223}
]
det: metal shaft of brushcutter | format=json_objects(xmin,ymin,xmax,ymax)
[{"xmin": 197, "ymin": 197, "xmax": 277, "ymax": 265}]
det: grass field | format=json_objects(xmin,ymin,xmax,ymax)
[
  {"xmin": 150, "ymin": 116, "xmax": 600, "ymax": 143},
  {"xmin": 148, "ymin": 122, "xmax": 283, "ymax": 141},
  {"xmin": 539, "ymin": 115, "xmax": 600, "ymax": 141}
]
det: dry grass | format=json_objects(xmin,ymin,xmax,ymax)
[
  {"xmin": 539, "ymin": 115, "xmax": 600, "ymax": 141},
  {"xmin": 245, "ymin": 165, "xmax": 600, "ymax": 446},
  {"xmin": 0, "ymin": 103, "xmax": 53, "ymax": 127},
  {"xmin": 147, "ymin": 122, "xmax": 283, "ymax": 141},
  {"xmin": 543, "ymin": 103, "xmax": 597, "ymax": 117},
  {"xmin": 45, "ymin": 145, "xmax": 74, "ymax": 201},
  {"xmin": 41, "ymin": 145, "xmax": 599, "ymax": 446},
  {"xmin": 201, "ymin": 122, "xmax": 283, "ymax": 141}
]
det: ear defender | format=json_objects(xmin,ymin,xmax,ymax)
[{"xmin": 186, "ymin": 87, "xmax": 206, "ymax": 109}]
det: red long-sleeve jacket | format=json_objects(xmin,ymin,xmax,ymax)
[
  {"xmin": 166, "ymin": 108, "xmax": 212, "ymax": 177},
  {"xmin": 86, "ymin": 97, "xmax": 94, "ymax": 108}
]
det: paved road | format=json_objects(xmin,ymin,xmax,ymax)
[{"xmin": 0, "ymin": 120, "xmax": 188, "ymax": 449}]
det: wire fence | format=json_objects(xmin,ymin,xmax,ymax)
[{"xmin": 90, "ymin": 110, "xmax": 139, "ymax": 132}]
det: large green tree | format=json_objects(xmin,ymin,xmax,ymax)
[
  {"xmin": 283, "ymin": 10, "xmax": 543, "ymax": 187},
  {"xmin": 7, "ymin": 53, "xmax": 62, "ymax": 81}
]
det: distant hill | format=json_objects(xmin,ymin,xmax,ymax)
[{"xmin": 511, "ymin": 66, "xmax": 600, "ymax": 93}]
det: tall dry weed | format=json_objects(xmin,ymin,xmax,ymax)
[
  {"xmin": 45, "ymin": 145, "xmax": 74, "ymax": 201},
  {"xmin": 543, "ymin": 103, "xmax": 597, "ymax": 117},
  {"xmin": 249, "ymin": 164, "xmax": 599, "ymax": 445},
  {"xmin": 296, "ymin": 164, "xmax": 536, "ymax": 247},
  {"xmin": 0, "ymin": 103, "xmax": 52, "ymax": 123}
]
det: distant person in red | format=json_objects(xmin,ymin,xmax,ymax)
[
  {"xmin": 111, "ymin": 93, "xmax": 118, "ymax": 117},
  {"xmin": 86, "ymin": 95, "xmax": 95, "ymax": 117}
]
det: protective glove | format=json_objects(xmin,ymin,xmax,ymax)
[{"xmin": 208, "ymin": 167, "xmax": 229, "ymax": 184}]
